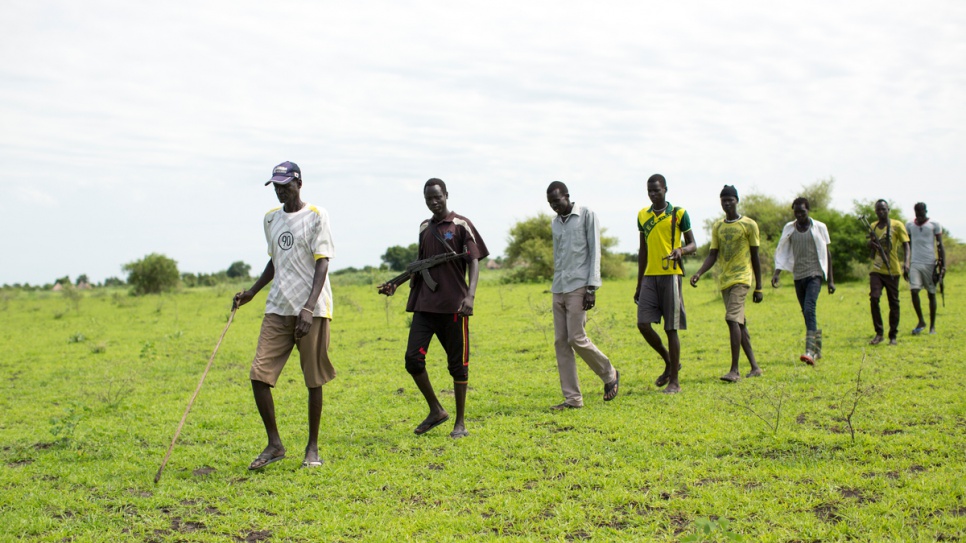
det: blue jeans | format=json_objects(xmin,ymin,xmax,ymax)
[{"xmin": 794, "ymin": 275, "xmax": 822, "ymax": 332}]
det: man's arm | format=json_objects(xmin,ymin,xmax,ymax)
[
  {"xmin": 233, "ymin": 260, "xmax": 275, "ymax": 309},
  {"xmin": 671, "ymin": 230, "xmax": 697, "ymax": 261},
  {"xmin": 902, "ymin": 241, "xmax": 911, "ymax": 278},
  {"xmin": 635, "ymin": 232, "xmax": 647, "ymax": 303},
  {"xmin": 937, "ymin": 231, "xmax": 946, "ymax": 270},
  {"xmin": 750, "ymin": 246, "xmax": 763, "ymax": 303},
  {"xmin": 458, "ymin": 258, "xmax": 480, "ymax": 316},
  {"xmin": 584, "ymin": 209, "xmax": 602, "ymax": 310},
  {"xmin": 295, "ymin": 258, "xmax": 330, "ymax": 340},
  {"xmin": 689, "ymin": 249, "xmax": 718, "ymax": 287},
  {"xmin": 826, "ymin": 246, "xmax": 836, "ymax": 294}
]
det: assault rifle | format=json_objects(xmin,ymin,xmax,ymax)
[
  {"xmin": 859, "ymin": 216, "xmax": 890, "ymax": 271},
  {"xmin": 933, "ymin": 259, "xmax": 946, "ymax": 307},
  {"xmin": 377, "ymin": 250, "xmax": 468, "ymax": 294}
]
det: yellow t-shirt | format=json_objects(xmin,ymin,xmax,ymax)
[
  {"xmin": 637, "ymin": 203, "xmax": 691, "ymax": 276},
  {"xmin": 710, "ymin": 216, "xmax": 760, "ymax": 289},
  {"xmin": 870, "ymin": 219, "xmax": 909, "ymax": 275}
]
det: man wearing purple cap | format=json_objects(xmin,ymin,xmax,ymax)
[{"xmin": 233, "ymin": 161, "xmax": 337, "ymax": 470}]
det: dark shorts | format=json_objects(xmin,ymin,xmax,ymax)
[
  {"xmin": 637, "ymin": 275, "xmax": 687, "ymax": 330},
  {"xmin": 405, "ymin": 312, "xmax": 470, "ymax": 382}
]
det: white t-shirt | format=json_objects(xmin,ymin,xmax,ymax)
[
  {"xmin": 263, "ymin": 204, "xmax": 335, "ymax": 318},
  {"xmin": 906, "ymin": 219, "xmax": 942, "ymax": 265}
]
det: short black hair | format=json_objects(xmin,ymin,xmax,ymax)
[
  {"xmin": 791, "ymin": 197, "xmax": 810, "ymax": 210},
  {"xmin": 547, "ymin": 181, "xmax": 568, "ymax": 194},
  {"xmin": 424, "ymin": 178, "xmax": 447, "ymax": 195},
  {"xmin": 875, "ymin": 199, "xmax": 889, "ymax": 208},
  {"xmin": 914, "ymin": 202, "xmax": 927, "ymax": 213},
  {"xmin": 647, "ymin": 173, "xmax": 666, "ymax": 188}
]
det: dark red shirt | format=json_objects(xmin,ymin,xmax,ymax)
[{"xmin": 406, "ymin": 211, "xmax": 489, "ymax": 313}]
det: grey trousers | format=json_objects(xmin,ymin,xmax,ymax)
[{"xmin": 553, "ymin": 288, "xmax": 617, "ymax": 406}]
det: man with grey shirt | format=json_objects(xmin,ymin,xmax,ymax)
[
  {"xmin": 906, "ymin": 202, "xmax": 945, "ymax": 335},
  {"xmin": 546, "ymin": 181, "xmax": 619, "ymax": 410}
]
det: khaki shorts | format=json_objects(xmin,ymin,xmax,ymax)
[
  {"xmin": 250, "ymin": 313, "xmax": 336, "ymax": 388},
  {"xmin": 721, "ymin": 284, "xmax": 749, "ymax": 324}
]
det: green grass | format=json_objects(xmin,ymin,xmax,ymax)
[{"xmin": 1, "ymin": 273, "xmax": 964, "ymax": 541}]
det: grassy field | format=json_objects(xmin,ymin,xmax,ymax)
[{"xmin": 1, "ymin": 271, "xmax": 964, "ymax": 542}]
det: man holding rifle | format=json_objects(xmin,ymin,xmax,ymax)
[
  {"xmin": 906, "ymin": 202, "xmax": 945, "ymax": 335},
  {"xmin": 865, "ymin": 199, "xmax": 910, "ymax": 346},
  {"xmin": 378, "ymin": 178, "xmax": 488, "ymax": 438}
]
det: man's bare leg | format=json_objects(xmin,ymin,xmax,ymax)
[
  {"xmin": 721, "ymin": 320, "xmax": 742, "ymax": 382},
  {"xmin": 911, "ymin": 289, "xmax": 927, "ymax": 332},
  {"xmin": 664, "ymin": 330, "xmax": 681, "ymax": 393},
  {"xmin": 740, "ymin": 324, "xmax": 762, "ymax": 377},
  {"xmin": 251, "ymin": 380, "xmax": 286, "ymax": 468},
  {"xmin": 928, "ymin": 292, "xmax": 937, "ymax": 333},
  {"xmin": 303, "ymin": 386, "xmax": 322, "ymax": 465},
  {"xmin": 450, "ymin": 382, "xmax": 468, "ymax": 438},
  {"xmin": 411, "ymin": 370, "xmax": 449, "ymax": 434},
  {"xmin": 639, "ymin": 322, "xmax": 671, "ymax": 386}
]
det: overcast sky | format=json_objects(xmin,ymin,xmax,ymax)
[{"xmin": 1, "ymin": 0, "xmax": 963, "ymax": 285}]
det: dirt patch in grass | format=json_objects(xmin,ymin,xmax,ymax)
[
  {"xmin": 193, "ymin": 466, "xmax": 216, "ymax": 476},
  {"xmin": 839, "ymin": 488, "xmax": 875, "ymax": 503},
  {"xmin": 171, "ymin": 517, "xmax": 205, "ymax": 533},
  {"xmin": 427, "ymin": 463, "xmax": 444, "ymax": 471},
  {"xmin": 668, "ymin": 512, "xmax": 689, "ymax": 535},
  {"xmin": 236, "ymin": 530, "xmax": 272, "ymax": 542},
  {"xmin": 813, "ymin": 503, "xmax": 840, "ymax": 522},
  {"xmin": 127, "ymin": 489, "xmax": 153, "ymax": 498},
  {"xmin": 33, "ymin": 442, "xmax": 55, "ymax": 450},
  {"xmin": 8, "ymin": 458, "xmax": 33, "ymax": 467},
  {"xmin": 908, "ymin": 464, "xmax": 926, "ymax": 473},
  {"xmin": 565, "ymin": 530, "xmax": 591, "ymax": 540}
]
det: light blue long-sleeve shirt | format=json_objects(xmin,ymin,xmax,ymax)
[{"xmin": 551, "ymin": 203, "xmax": 603, "ymax": 294}]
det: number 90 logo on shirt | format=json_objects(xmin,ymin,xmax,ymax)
[{"xmin": 278, "ymin": 232, "xmax": 295, "ymax": 251}]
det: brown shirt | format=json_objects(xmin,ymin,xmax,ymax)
[{"xmin": 406, "ymin": 211, "xmax": 488, "ymax": 314}]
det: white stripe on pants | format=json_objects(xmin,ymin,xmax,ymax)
[{"xmin": 553, "ymin": 288, "xmax": 617, "ymax": 406}]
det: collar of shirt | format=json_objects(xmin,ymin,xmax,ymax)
[
  {"xmin": 648, "ymin": 201, "xmax": 673, "ymax": 215},
  {"xmin": 554, "ymin": 203, "xmax": 581, "ymax": 223},
  {"xmin": 430, "ymin": 211, "xmax": 457, "ymax": 225}
]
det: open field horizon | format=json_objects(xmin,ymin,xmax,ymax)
[{"xmin": 1, "ymin": 272, "xmax": 964, "ymax": 541}]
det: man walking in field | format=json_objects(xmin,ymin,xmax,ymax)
[
  {"xmin": 866, "ymin": 199, "xmax": 910, "ymax": 346},
  {"xmin": 635, "ymin": 173, "xmax": 696, "ymax": 394},
  {"xmin": 771, "ymin": 197, "xmax": 836, "ymax": 365},
  {"xmin": 906, "ymin": 202, "xmax": 944, "ymax": 335},
  {"xmin": 378, "ymin": 178, "xmax": 488, "ymax": 438},
  {"xmin": 232, "ymin": 161, "xmax": 336, "ymax": 470},
  {"xmin": 689, "ymin": 185, "xmax": 763, "ymax": 381},
  {"xmin": 545, "ymin": 181, "xmax": 620, "ymax": 410}
]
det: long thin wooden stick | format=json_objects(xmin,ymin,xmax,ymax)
[{"xmin": 155, "ymin": 307, "xmax": 236, "ymax": 483}]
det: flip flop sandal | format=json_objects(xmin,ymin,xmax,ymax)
[
  {"xmin": 248, "ymin": 451, "xmax": 286, "ymax": 470},
  {"xmin": 414, "ymin": 415, "xmax": 449, "ymax": 435}
]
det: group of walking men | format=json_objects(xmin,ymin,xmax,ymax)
[{"xmin": 231, "ymin": 162, "xmax": 945, "ymax": 470}]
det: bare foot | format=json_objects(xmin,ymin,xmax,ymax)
[
  {"xmin": 662, "ymin": 383, "xmax": 681, "ymax": 394},
  {"xmin": 654, "ymin": 364, "xmax": 682, "ymax": 387},
  {"xmin": 720, "ymin": 371, "xmax": 741, "ymax": 383},
  {"xmin": 745, "ymin": 367, "xmax": 763, "ymax": 378}
]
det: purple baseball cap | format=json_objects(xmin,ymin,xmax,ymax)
[{"xmin": 265, "ymin": 161, "xmax": 301, "ymax": 186}]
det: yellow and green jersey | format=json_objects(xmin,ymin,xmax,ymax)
[
  {"xmin": 710, "ymin": 216, "xmax": 760, "ymax": 289},
  {"xmin": 637, "ymin": 203, "xmax": 691, "ymax": 276},
  {"xmin": 870, "ymin": 219, "xmax": 909, "ymax": 276}
]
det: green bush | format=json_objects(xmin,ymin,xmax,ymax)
[
  {"xmin": 504, "ymin": 213, "xmax": 625, "ymax": 283},
  {"xmin": 122, "ymin": 253, "xmax": 179, "ymax": 295}
]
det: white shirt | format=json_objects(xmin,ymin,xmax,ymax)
[
  {"xmin": 263, "ymin": 204, "xmax": 336, "ymax": 318},
  {"xmin": 774, "ymin": 219, "xmax": 831, "ymax": 280}
]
